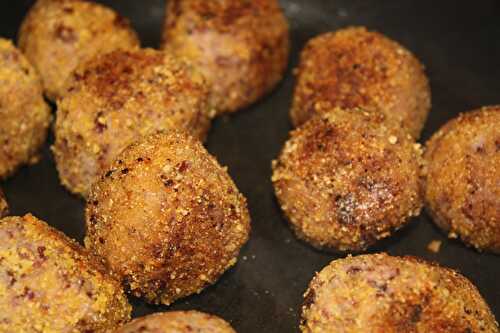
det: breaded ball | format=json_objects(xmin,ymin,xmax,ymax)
[
  {"xmin": 85, "ymin": 131, "xmax": 250, "ymax": 305},
  {"xmin": 53, "ymin": 48, "xmax": 213, "ymax": 197},
  {"xmin": 0, "ymin": 39, "xmax": 51, "ymax": 179},
  {"xmin": 272, "ymin": 108, "xmax": 423, "ymax": 252},
  {"xmin": 114, "ymin": 311, "xmax": 236, "ymax": 333},
  {"xmin": 0, "ymin": 214, "xmax": 131, "ymax": 332},
  {"xmin": 0, "ymin": 189, "xmax": 8, "ymax": 218},
  {"xmin": 162, "ymin": 0, "xmax": 290, "ymax": 114},
  {"xmin": 301, "ymin": 253, "xmax": 498, "ymax": 333},
  {"xmin": 291, "ymin": 27, "xmax": 431, "ymax": 138},
  {"xmin": 424, "ymin": 106, "xmax": 500, "ymax": 253},
  {"xmin": 18, "ymin": 0, "xmax": 140, "ymax": 100}
]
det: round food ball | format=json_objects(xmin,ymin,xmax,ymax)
[
  {"xmin": 301, "ymin": 253, "xmax": 498, "ymax": 333},
  {"xmin": 114, "ymin": 311, "xmax": 236, "ymax": 333},
  {"xmin": 162, "ymin": 0, "xmax": 289, "ymax": 114},
  {"xmin": 0, "ymin": 38, "xmax": 51, "ymax": 179},
  {"xmin": 272, "ymin": 108, "xmax": 423, "ymax": 252},
  {"xmin": 0, "ymin": 188, "xmax": 8, "ymax": 218},
  {"xmin": 424, "ymin": 106, "xmax": 500, "ymax": 253},
  {"xmin": 291, "ymin": 27, "xmax": 431, "ymax": 138},
  {"xmin": 0, "ymin": 214, "xmax": 131, "ymax": 332},
  {"xmin": 18, "ymin": 0, "xmax": 140, "ymax": 100},
  {"xmin": 85, "ymin": 131, "xmax": 250, "ymax": 305},
  {"xmin": 53, "ymin": 48, "xmax": 213, "ymax": 197}
]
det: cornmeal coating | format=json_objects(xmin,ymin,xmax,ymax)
[
  {"xmin": 291, "ymin": 27, "xmax": 430, "ymax": 138},
  {"xmin": 424, "ymin": 106, "xmax": 500, "ymax": 253},
  {"xmin": 0, "ymin": 189, "xmax": 8, "ymax": 218},
  {"xmin": 0, "ymin": 214, "xmax": 131, "ymax": 333},
  {"xmin": 162, "ymin": 0, "xmax": 289, "ymax": 114},
  {"xmin": 18, "ymin": 0, "xmax": 140, "ymax": 100},
  {"xmin": 301, "ymin": 253, "xmax": 498, "ymax": 333},
  {"xmin": 85, "ymin": 132, "xmax": 250, "ymax": 305},
  {"xmin": 0, "ymin": 38, "xmax": 51, "ymax": 179},
  {"xmin": 53, "ymin": 48, "xmax": 213, "ymax": 197},
  {"xmin": 113, "ymin": 311, "xmax": 236, "ymax": 333},
  {"xmin": 272, "ymin": 108, "xmax": 423, "ymax": 252}
]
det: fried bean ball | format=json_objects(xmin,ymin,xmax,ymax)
[
  {"xmin": 424, "ymin": 106, "xmax": 500, "ymax": 253},
  {"xmin": 291, "ymin": 27, "xmax": 431, "ymax": 138},
  {"xmin": 162, "ymin": 0, "xmax": 290, "ymax": 114},
  {"xmin": 0, "ymin": 189, "xmax": 8, "ymax": 218},
  {"xmin": 272, "ymin": 108, "xmax": 423, "ymax": 252},
  {"xmin": 53, "ymin": 48, "xmax": 213, "ymax": 197},
  {"xmin": 0, "ymin": 214, "xmax": 131, "ymax": 332},
  {"xmin": 0, "ymin": 39, "xmax": 51, "ymax": 179},
  {"xmin": 301, "ymin": 253, "xmax": 498, "ymax": 333},
  {"xmin": 18, "ymin": 0, "xmax": 140, "ymax": 101},
  {"xmin": 85, "ymin": 131, "xmax": 250, "ymax": 305},
  {"xmin": 114, "ymin": 311, "xmax": 236, "ymax": 333}
]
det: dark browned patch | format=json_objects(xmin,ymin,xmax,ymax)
[
  {"xmin": 177, "ymin": 161, "xmax": 190, "ymax": 172},
  {"xmin": 54, "ymin": 24, "xmax": 77, "ymax": 43}
]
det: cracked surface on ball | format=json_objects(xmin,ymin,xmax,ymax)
[{"xmin": 85, "ymin": 132, "xmax": 250, "ymax": 305}]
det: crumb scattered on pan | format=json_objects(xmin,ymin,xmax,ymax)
[{"xmin": 427, "ymin": 240, "xmax": 442, "ymax": 253}]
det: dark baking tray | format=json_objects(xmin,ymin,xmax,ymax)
[{"xmin": 2, "ymin": 1, "xmax": 499, "ymax": 332}]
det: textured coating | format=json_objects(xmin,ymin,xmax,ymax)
[
  {"xmin": 162, "ymin": 0, "xmax": 289, "ymax": 114},
  {"xmin": 85, "ymin": 132, "xmax": 250, "ymax": 305},
  {"xmin": 0, "ymin": 214, "xmax": 131, "ymax": 333},
  {"xmin": 291, "ymin": 27, "xmax": 431, "ymax": 138},
  {"xmin": 301, "ymin": 253, "xmax": 499, "ymax": 333},
  {"xmin": 53, "ymin": 48, "xmax": 213, "ymax": 197},
  {"xmin": 18, "ymin": 0, "xmax": 140, "ymax": 100},
  {"xmin": 272, "ymin": 108, "xmax": 423, "ymax": 252},
  {"xmin": 424, "ymin": 106, "xmax": 500, "ymax": 253},
  {"xmin": 0, "ymin": 189, "xmax": 7, "ymax": 218},
  {"xmin": 113, "ymin": 311, "xmax": 237, "ymax": 333},
  {"xmin": 0, "ymin": 38, "xmax": 51, "ymax": 179}
]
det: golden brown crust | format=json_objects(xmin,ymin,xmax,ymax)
[
  {"xmin": 0, "ymin": 38, "xmax": 51, "ymax": 179},
  {"xmin": 424, "ymin": 106, "xmax": 500, "ymax": 253},
  {"xmin": 162, "ymin": 0, "xmax": 289, "ymax": 114},
  {"xmin": 85, "ymin": 131, "xmax": 250, "ymax": 305},
  {"xmin": 0, "ymin": 214, "xmax": 131, "ymax": 332},
  {"xmin": 291, "ymin": 27, "xmax": 431, "ymax": 138},
  {"xmin": 113, "ymin": 311, "xmax": 236, "ymax": 333},
  {"xmin": 0, "ymin": 189, "xmax": 8, "ymax": 218},
  {"xmin": 272, "ymin": 108, "xmax": 423, "ymax": 252},
  {"xmin": 301, "ymin": 253, "xmax": 499, "ymax": 333},
  {"xmin": 53, "ymin": 48, "xmax": 213, "ymax": 197},
  {"xmin": 18, "ymin": 0, "xmax": 140, "ymax": 100}
]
